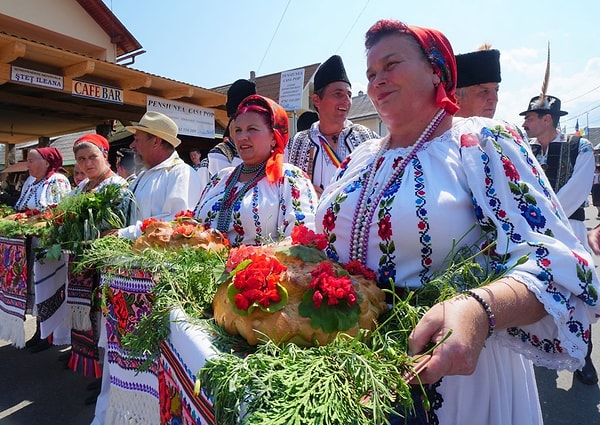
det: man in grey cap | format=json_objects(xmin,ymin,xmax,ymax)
[
  {"xmin": 455, "ymin": 46, "xmax": 501, "ymax": 118},
  {"xmin": 286, "ymin": 55, "xmax": 377, "ymax": 194},
  {"xmin": 521, "ymin": 94, "xmax": 597, "ymax": 385}
]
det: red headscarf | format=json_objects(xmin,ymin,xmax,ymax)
[
  {"xmin": 34, "ymin": 147, "xmax": 64, "ymax": 179},
  {"xmin": 365, "ymin": 20, "xmax": 459, "ymax": 115},
  {"xmin": 234, "ymin": 95, "xmax": 289, "ymax": 183},
  {"xmin": 73, "ymin": 133, "xmax": 110, "ymax": 153}
]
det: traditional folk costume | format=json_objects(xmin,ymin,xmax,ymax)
[
  {"xmin": 316, "ymin": 116, "xmax": 600, "ymax": 424},
  {"xmin": 14, "ymin": 147, "xmax": 71, "ymax": 211},
  {"xmin": 195, "ymin": 95, "xmax": 318, "ymax": 247},
  {"xmin": 118, "ymin": 151, "xmax": 202, "ymax": 240},
  {"xmin": 286, "ymin": 120, "xmax": 377, "ymax": 190},
  {"xmin": 286, "ymin": 55, "xmax": 378, "ymax": 191},
  {"xmin": 198, "ymin": 79, "xmax": 256, "ymax": 191},
  {"xmin": 195, "ymin": 162, "xmax": 317, "ymax": 247}
]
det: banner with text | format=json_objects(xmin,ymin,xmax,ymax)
[
  {"xmin": 147, "ymin": 96, "xmax": 215, "ymax": 138},
  {"xmin": 278, "ymin": 68, "xmax": 305, "ymax": 111}
]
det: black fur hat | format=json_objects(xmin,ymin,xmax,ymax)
[
  {"xmin": 314, "ymin": 55, "xmax": 351, "ymax": 92},
  {"xmin": 226, "ymin": 79, "xmax": 257, "ymax": 118},
  {"xmin": 456, "ymin": 49, "xmax": 501, "ymax": 88}
]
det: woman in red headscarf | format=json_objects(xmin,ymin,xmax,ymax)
[
  {"xmin": 71, "ymin": 133, "xmax": 127, "ymax": 194},
  {"xmin": 194, "ymin": 95, "xmax": 317, "ymax": 246},
  {"xmin": 315, "ymin": 19, "xmax": 599, "ymax": 424},
  {"xmin": 15, "ymin": 147, "xmax": 71, "ymax": 211}
]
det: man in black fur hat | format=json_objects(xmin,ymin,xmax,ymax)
[
  {"xmin": 286, "ymin": 55, "xmax": 377, "ymax": 194},
  {"xmin": 197, "ymin": 79, "xmax": 255, "ymax": 190},
  {"xmin": 455, "ymin": 46, "xmax": 501, "ymax": 118}
]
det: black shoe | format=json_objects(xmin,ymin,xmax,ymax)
[
  {"xmin": 575, "ymin": 356, "xmax": 598, "ymax": 385},
  {"xmin": 29, "ymin": 339, "xmax": 52, "ymax": 353},
  {"xmin": 57, "ymin": 350, "xmax": 71, "ymax": 363},
  {"xmin": 25, "ymin": 329, "xmax": 41, "ymax": 348}
]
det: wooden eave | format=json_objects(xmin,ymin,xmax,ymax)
[
  {"xmin": 75, "ymin": 0, "xmax": 142, "ymax": 57},
  {"xmin": 0, "ymin": 32, "xmax": 227, "ymax": 145}
]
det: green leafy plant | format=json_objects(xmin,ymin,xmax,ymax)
[{"xmin": 40, "ymin": 184, "xmax": 128, "ymax": 260}]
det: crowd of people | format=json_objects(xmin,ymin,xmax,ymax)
[{"xmin": 4, "ymin": 16, "xmax": 599, "ymax": 425}]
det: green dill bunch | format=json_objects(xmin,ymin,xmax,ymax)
[{"xmin": 41, "ymin": 184, "xmax": 128, "ymax": 260}]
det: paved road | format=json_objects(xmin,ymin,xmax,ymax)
[{"xmin": 1, "ymin": 206, "xmax": 599, "ymax": 424}]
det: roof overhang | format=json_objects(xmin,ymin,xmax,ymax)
[{"xmin": 0, "ymin": 32, "xmax": 228, "ymax": 145}]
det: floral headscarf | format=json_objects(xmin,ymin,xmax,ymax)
[
  {"xmin": 406, "ymin": 25, "xmax": 459, "ymax": 115},
  {"xmin": 234, "ymin": 95, "xmax": 289, "ymax": 183},
  {"xmin": 34, "ymin": 147, "xmax": 64, "ymax": 179},
  {"xmin": 365, "ymin": 19, "xmax": 459, "ymax": 115}
]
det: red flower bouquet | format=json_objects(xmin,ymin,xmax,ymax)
[{"xmin": 212, "ymin": 225, "xmax": 387, "ymax": 346}]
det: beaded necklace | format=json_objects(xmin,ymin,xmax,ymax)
[
  {"xmin": 83, "ymin": 167, "xmax": 113, "ymax": 193},
  {"xmin": 216, "ymin": 161, "xmax": 267, "ymax": 233},
  {"xmin": 349, "ymin": 109, "xmax": 447, "ymax": 264},
  {"xmin": 240, "ymin": 162, "xmax": 265, "ymax": 174},
  {"xmin": 15, "ymin": 177, "xmax": 47, "ymax": 211}
]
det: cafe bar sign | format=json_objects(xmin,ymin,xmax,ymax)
[
  {"xmin": 72, "ymin": 80, "xmax": 123, "ymax": 104},
  {"xmin": 10, "ymin": 65, "xmax": 64, "ymax": 90}
]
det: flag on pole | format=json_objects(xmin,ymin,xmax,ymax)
[{"xmin": 575, "ymin": 119, "xmax": 580, "ymax": 135}]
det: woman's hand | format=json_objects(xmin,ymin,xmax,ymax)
[
  {"xmin": 408, "ymin": 279, "xmax": 546, "ymax": 384},
  {"xmin": 407, "ymin": 293, "xmax": 490, "ymax": 384},
  {"xmin": 588, "ymin": 226, "xmax": 600, "ymax": 255}
]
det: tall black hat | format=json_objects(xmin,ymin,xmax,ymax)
[
  {"xmin": 314, "ymin": 55, "xmax": 351, "ymax": 92},
  {"xmin": 519, "ymin": 95, "xmax": 567, "ymax": 117},
  {"xmin": 226, "ymin": 79, "xmax": 257, "ymax": 118},
  {"xmin": 456, "ymin": 49, "xmax": 501, "ymax": 88}
]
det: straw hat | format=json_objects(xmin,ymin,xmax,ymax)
[{"xmin": 126, "ymin": 111, "xmax": 181, "ymax": 147}]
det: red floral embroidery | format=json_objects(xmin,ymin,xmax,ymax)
[
  {"xmin": 502, "ymin": 157, "xmax": 520, "ymax": 180},
  {"xmin": 460, "ymin": 133, "xmax": 480, "ymax": 147},
  {"xmin": 112, "ymin": 291, "xmax": 129, "ymax": 332},
  {"xmin": 377, "ymin": 215, "xmax": 392, "ymax": 240},
  {"xmin": 322, "ymin": 209, "xmax": 336, "ymax": 232}
]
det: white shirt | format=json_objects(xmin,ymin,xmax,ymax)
[{"xmin": 118, "ymin": 152, "xmax": 202, "ymax": 239}]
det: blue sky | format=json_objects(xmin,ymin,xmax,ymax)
[{"xmin": 104, "ymin": 0, "xmax": 600, "ymax": 133}]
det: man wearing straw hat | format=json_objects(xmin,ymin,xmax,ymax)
[{"xmin": 117, "ymin": 111, "xmax": 201, "ymax": 239}]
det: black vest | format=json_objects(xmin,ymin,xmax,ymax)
[{"xmin": 531, "ymin": 135, "xmax": 584, "ymax": 221}]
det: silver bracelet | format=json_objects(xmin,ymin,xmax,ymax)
[{"xmin": 464, "ymin": 289, "xmax": 496, "ymax": 338}]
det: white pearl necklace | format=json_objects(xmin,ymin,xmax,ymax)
[{"xmin": 349, "ymin": 109, "xmax": 447, "ymax": 264}]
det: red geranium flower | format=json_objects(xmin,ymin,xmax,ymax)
[
  {"xmin": 174, "ymin": 210, "xmax": 194, "ymax": 219},
  {"xmin": 291, "ymin": 225, "xmax": 327, "ymax": 250},
  {"xmin": 343, "ymin": 260, "xmax": 376, "ymax": 280},
  {"xmin": 140, "ymin": 217, "xmax": 161, "ymax": 233}
]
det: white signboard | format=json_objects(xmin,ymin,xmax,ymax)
[
  {"xmin": 147, "ymin": 96, "xmax": 215, "ymax": 138},
  {"xmin": 278, "ymin": 68, "xmax": 305, "ymax": 111},
  {"xmin": 11, "ymin": 66, "xmax": 64, "ymax": 90}
]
